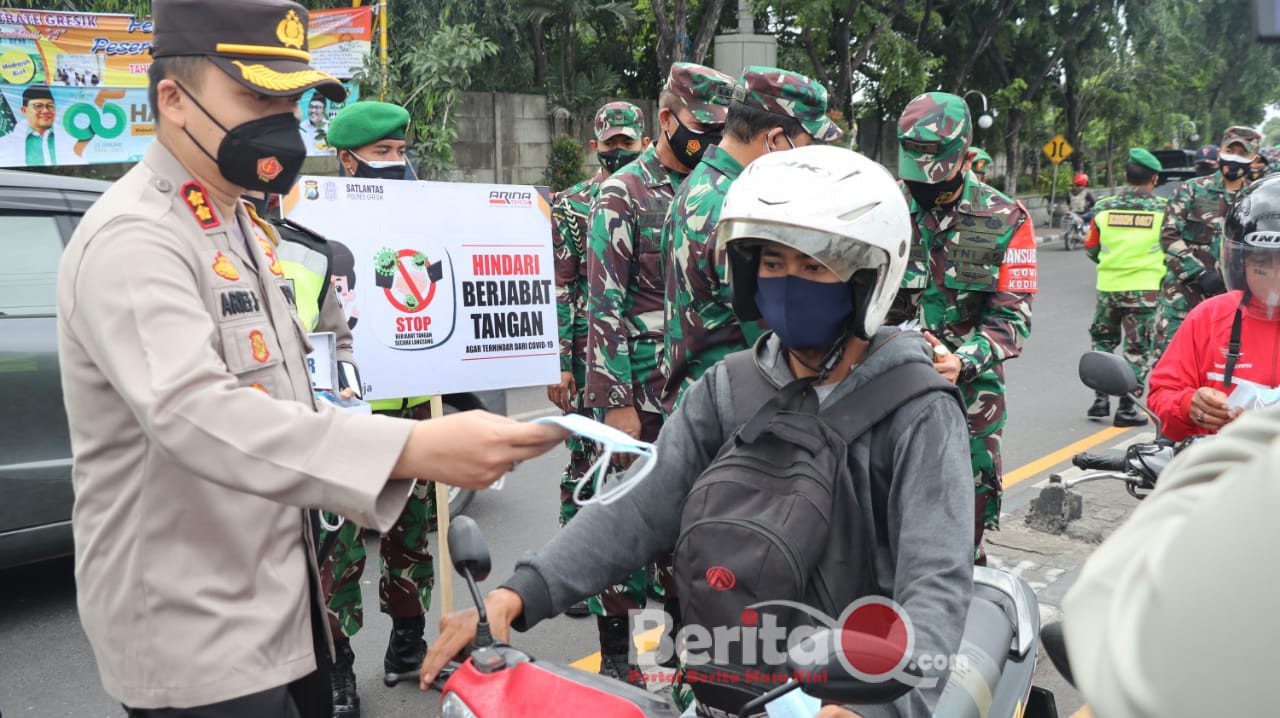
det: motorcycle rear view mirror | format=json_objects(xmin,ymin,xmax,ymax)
[
  {"xmin": 448, "ymin": 515, "xmax": 492, "ymax": 582},
  {"xmin": 1078, "ymin": 351, "xmax": 1140, "ymax": 397},
  {"xmin": 789, "ymin": 627, "xmax": 919, "ymax": 704}
]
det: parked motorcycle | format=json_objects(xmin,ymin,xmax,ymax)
[
  {"xmin": 430, "ymin": 516, "xmax": 1061, "ymax": 717},
  {"xmin": 1063, "ymin": 352, "xmax": 1205, "ymax": 499}
]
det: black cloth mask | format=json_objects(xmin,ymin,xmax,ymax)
[
  {"xmin": 905, "ymin": 170, "xmax": 967, "ymax": 209},
  {"xmin": 1221, "ymin": 159, "xmax": 1251, "ymax": 181},
  {"xmin": 665, "ymin": 114, "xmax": 720, "ymax": 171},
  {"xmin": 598, "ymin": 148, "xmax": 641, "ymax": 174},
  {"xmin": 175, "ymin": 82, "xmax": 306, "ymax": 194}
]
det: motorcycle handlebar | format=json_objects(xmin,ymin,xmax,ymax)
[{"xmin": 1072, "ymin": 450, "xmax": 1128, "ymax": 472}]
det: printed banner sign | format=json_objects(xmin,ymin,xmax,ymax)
[
  {"xmin": 0, "ymin": 81, "xmax": 357, "ymax": 167},
  {"xmin": 283, "ymin": 176, "xmax": 559, "ymax": 399},
  {"xmin": 0, "ymin": 7, "xmax": 370, "ymax": 167}
]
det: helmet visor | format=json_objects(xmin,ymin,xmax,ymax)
[
  {"xmin": 720, "ymin": 219, "xmax": 890, "ymax": 283},
  {"xmin": 1225, "ymin": 231, "xmax": 1280, "ymax": 316}
]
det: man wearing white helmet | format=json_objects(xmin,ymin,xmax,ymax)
[{"xmin": 423, "ymin": 147, "xmax": 974, "ymax": 718}]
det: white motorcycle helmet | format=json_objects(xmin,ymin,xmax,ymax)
[{"xmin": 719, "ymin": 145, "xmax": 912, "ymax": 341}]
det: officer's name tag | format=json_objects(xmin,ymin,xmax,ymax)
[
  {"xmin": 306, "ymin": 332, "xmax": 337, "ymax": 391},
  {"xmin": 1107, "ymin": 211, "xmax": 1155, "ymax": 228}
]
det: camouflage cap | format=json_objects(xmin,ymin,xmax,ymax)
[
  {"xmin": 1221, "ymin": 125, "xmax": 1263, "ymax": 156},
  {"xmin": 732, "ymin": 66, "xmax": 842, "ymax": 143},
  {"xmin": 664, "ymin": 62, "xmax": 736, "ymax": 126},
  {"xmin": 896, "ymin": 92, "xmax": 972, "ymax": 183},
  {"xmin": 594, "ymin": 101, "xmax": 644, "ymax": 142},
  {"xmin": 969, "ymin": 146, "xmax": 993, "ymax": 171}
]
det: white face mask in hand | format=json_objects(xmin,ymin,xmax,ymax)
[{"xmin": 535, "ymin": 414, "xmax": 657, "ymax": 506}]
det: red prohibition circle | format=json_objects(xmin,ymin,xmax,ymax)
[{"xmin": 383, "ymin": 248, "xmax": 437, "ymax": 314}]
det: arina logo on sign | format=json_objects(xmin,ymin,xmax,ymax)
[{"xmin": 488, "ymin": 190, "xmax": 533, "ymax": 207}]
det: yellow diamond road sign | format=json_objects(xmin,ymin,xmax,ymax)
[{"xmin": 1043, "ymin": 135, "xmax": 1073, "ymax": 165}]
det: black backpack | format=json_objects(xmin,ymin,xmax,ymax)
[{"xmin": 672, "ymin": 343, "xmax": 960, "ymax": 712}]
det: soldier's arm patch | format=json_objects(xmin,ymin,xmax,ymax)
[{"xmin": 997, "ymin": 223, "xmax": 1038, "ymax": 294}]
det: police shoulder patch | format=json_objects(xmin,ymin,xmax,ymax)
[{"xmin": 181, "ymin": 181, "xmax": 220, "ymax": 229}]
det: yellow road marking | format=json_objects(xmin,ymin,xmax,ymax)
[
  {"xmin": 570, "ymin": 626, "xmax": 665, "ymax": 672},
  {"xmin": 1003, "ymin": 426, "xmax": 1134, "ymax": 489}
]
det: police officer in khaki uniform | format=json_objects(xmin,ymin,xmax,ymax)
[{"xmin": 56, "ymin": 1, "xmax": 564, "ymax": 716}]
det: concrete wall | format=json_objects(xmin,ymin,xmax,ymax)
[
  {"xmin": 453, "ymin": 92, "xmax": 553, "ymax": 185},
  {"xmin": 451, "ymin": 91, "xmax": 661, "ymax": 185}
]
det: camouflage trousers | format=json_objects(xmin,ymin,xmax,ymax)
[
  {"xmin": 558, "ymin": 397, "xmax": 674, "ymax": 617},
  {"xmin": 1152, "ymin": 276, "xmax": 1209, "ymax": 352},
  {"xmin": 320, "ymin": 480, "xmax": 436, "ymax": 639},
  {"xmin": 321, "ymin": 403, "xmax": 437, "ymax": 639},
  {"xmin": 961, "ymin": 366, "xmax": 1006, "ymax": 553},
  {"xmin": 1090, "ymin": 290, "xmax": 1158, "ymax": 388}
]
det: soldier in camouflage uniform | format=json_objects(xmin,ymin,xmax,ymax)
[
  {"xmin": 547, "ymin": 101, "xmax": 649, "ymax": 619},
  {"xmin": 967, "ymin": 146, "xmax": 993, "ymax": 183},
  {"xmin": 888, "ymin": 92, "xmax": 1037, "ymax": 563},
  {"xmin": 319, "ymin": 101, "xmax": 438, "ymax": 716},
  {"xmin": 1082, "ymin": 148, "xmax": 1168, "ymax": 426},
  {"xmin": 1153, "ymin": 126, "xmax": 1262, "ymax": 350},
  {"xmin": 660, "ymin": 67, "xmax": 841, "ymax": 413},
  {"xmin": 583, "ymin": 63, "xmax": 734, "ymax": 685}
]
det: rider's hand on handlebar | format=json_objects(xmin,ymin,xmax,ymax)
[
  {"xmin": 419, "ymin": 588, "xmax": 524, "ymax": 690},
  {"xmin": 1189, "ymin": 387, "xmax": 1240, "ymax": 430},
  {"xmin": 392, "ymin": 412, "xmax": 568, "ymax": 489}
]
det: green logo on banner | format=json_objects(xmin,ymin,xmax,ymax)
[{"xmin": 64, "ymin": 102, "xmax": 127, "ymax": 141}]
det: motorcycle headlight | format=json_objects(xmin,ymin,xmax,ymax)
[{"xmin": 441, "ymin": 691, "xmax": 478, "ymax": 718}]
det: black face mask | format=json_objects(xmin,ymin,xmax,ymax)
[
  {"xmin": 175, "ymin": 82, "xmax": 306, "ymax": 194},
  {"xmin": 905, "ymin": 170, "xmax": 967, "ymax": 209},
  {"xmin": 666, "ymin": 114, "xmax": 721, "ymax": 171},
  {"xmin": 1249, "ymin": 165, "xmax": 1268, "ymax": 182},
  {"xmin": 598, "ymin": 148, "xmax": 641, "ymax": 174},
  {"xmin": 351, "ymin": 154, "xmax": 409, "ymax": 181},
  {"xmin": 1222, "ymin": 159, "xmax": 1251, "ymax": 181}
]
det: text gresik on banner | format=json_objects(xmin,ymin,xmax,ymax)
[{"xmin": 283, "ymin": 177, "xmax": 559, "ymax": 400}]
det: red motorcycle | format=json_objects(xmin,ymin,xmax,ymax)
[{"xmin": 428, "ymin": 516, "xmax": 920, "ymax": 718}]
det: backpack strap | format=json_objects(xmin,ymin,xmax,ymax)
[
  {"xmin": 820, "ymin": 362, "xmax": 962, "ymax": 445},
  {"xmin": 822, "ymin": 362, "xmax": 963, "ymax": 592},
  {"xmin": 724, "ymin": 349, "xmax": 781, "ymax": 428}
]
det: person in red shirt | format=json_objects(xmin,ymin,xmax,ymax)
[{"xmin": 1148, "ymin": 175, "xmax": 1280, "ymax": 440}]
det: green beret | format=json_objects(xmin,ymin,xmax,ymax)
[
  {"xmin": 326, "ymin": 101, "xmax": 410, "ymax": 150},
  {"xmin": 1128, "ymin": 147, "xmax": 1162, "ymax": 173}
]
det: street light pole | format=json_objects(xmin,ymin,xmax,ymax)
[{"xmin": 962, "ymin": 90, "xmax": 996, "ymax": 130}]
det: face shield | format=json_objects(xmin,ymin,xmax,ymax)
[{"xmin": 1223, "ymin": 231, "xmax": 1280, "ymax": 320}]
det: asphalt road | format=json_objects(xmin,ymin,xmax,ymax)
[{"xmin": 0, "ymin": 239, "xmax": 1117, "ymax": 718}]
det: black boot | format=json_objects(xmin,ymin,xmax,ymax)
[
  {"xmin": 565, "ymin": 600, "xmax": 592, "ymax": 618},
  {"xmin": 384, "ymin": 616, "xmax": 427, "ymax": 676},
  {"xmin": 1114, "ymin": 395, "xmax": 1149, "ymax": 427},
  {"xmin": 1087, "ymin": 392, "xmax": 1110, "ymax": 418},
  {"xmin": 331, "ymin": 637, "xmax": 360, "ymax": 718},
  {"xmin": 597, "ymin": 616, "xmax": 645, "ymax": 688}
]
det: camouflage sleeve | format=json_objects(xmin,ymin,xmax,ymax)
[
  {"xmin": 1160, "ymin": 184, "xmax": 1206, "ymax": 282},
  {"xmin": 584, "ymin": 182, "xmax": 637, "ymax": 409},
  {"xmin": 953, "ymin": 219, "xmax": 1035, "ymax": 375},
  {"xmin": 551, "ymin": 195, "xmax": 580, "ymax": 373}
]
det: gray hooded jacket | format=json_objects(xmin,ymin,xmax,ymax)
[{"xmin": 502, "ymin": 329, "xmax": 974, "ymax": 716}]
